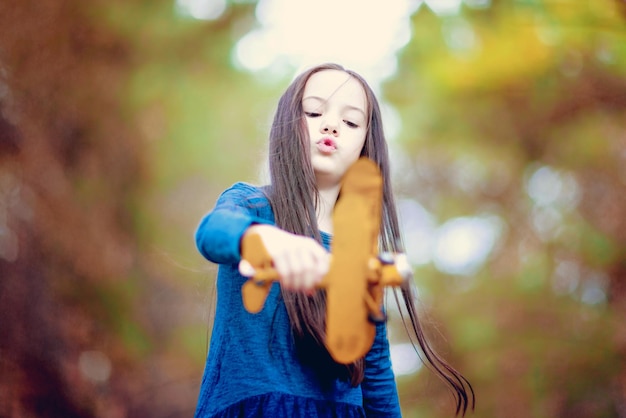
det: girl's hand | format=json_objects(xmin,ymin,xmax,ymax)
[{"xmin": 240, "ymin": 224, "xmax": 329, "ymax": 293}]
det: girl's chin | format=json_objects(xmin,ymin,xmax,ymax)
[
  {"xmin": 312, "ymin": 161, "xmax": 337, "ymax": 175},
  {"xmin": 313, "ymin": 166, "xmax": 347, "ymax": 186}
]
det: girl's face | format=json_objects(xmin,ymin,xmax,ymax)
[{"xmin": 302, "ymin": 70, "xmax": 368, "ymax": 187}]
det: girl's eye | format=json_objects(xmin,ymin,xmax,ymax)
[
  {"xmin": 305, "ymin": 112, "xmax": 321, "ymax": 118},
  {"xmin": 344, "ymin": 120, "xmax": 359, "ymax": 128}
]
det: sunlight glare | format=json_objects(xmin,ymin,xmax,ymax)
[
  {"xmin": 526, "ymin": 165, "xmax": 581, "ymax": 209},
  {"xmin": 442, "ymin": 18, "xmax": 479, "ymax": 52},
  {"xmin": 175, "ymin": 0, "xmax": 226, "ymax": 20},
  {"xmin": 398, "ymin": 198, "xmax": 436, "ymax": 265},
  {"xmin": 234, "ymin": 0, "xmax": 422, "ymax": 85},
  {"xmin": 391, "ymin": 343, "xmax": 423, "ymax": 376},
  {"xmin": 552, "ymin": 260, "xmax": 580, "ymax": 296},
  {"xmin": 580, "ymin": 272, "xmax": 608, "ymax": 305},
  {"xmin": 433, "ymin": 215, "xmax": 502, "ymax": 276},
  {"xmin": 425, "ymin": 0, "xmax": 462, "ymax": 16},
  {"xmin": 531, "ymin": 206, "xmax": 563, "ymax": 242},
  {"xmin": 235, "ymin": 29, "xmax": 275, "ymax": 72}
]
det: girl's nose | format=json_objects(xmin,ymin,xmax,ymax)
[
  {"xmin": 322, "ymin": 126, "xmax": 338, "ymax": 135},
  {"xmin": 321, "ymin": 118, "xmax": 339, "ymax": 136}
]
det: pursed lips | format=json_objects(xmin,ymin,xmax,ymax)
[{"xmin": 316, "ymin": 137, "xmax": 337, "ymax": 154}]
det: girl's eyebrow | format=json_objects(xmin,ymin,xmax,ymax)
[{"xmin": 302, "ymin": 96, "xmax": 366, "ymax": 117}]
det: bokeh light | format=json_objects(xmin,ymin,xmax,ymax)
[{"xmin": 232, "ymin": 0, "xmax": 420, "ymax": 86}]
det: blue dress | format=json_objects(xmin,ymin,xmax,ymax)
[{"xmin": 194, "ymin": 182, "xmax": 401, "ymax": 418}]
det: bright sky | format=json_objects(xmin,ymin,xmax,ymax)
[
  {"xmin": 233, "ymin": 0, "xmax": 419, "ymax": 86},
  {"xmin": 176, "ymin": 0, "xmax": 419, "ymax": 85},
  {"xmin": 176, "ymin": 0, "xmax": 491, "ymax": 87}
]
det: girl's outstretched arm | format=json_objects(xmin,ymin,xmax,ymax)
[
  {"xmin": 196, "ymin": 182, "xmax": 330, "ymax": 293},
  {"xmin": 195, "ymin": 182, "xmax": 273, "ymax": 265}
]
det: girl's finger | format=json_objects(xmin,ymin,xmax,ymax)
[
  {"xmin": 273, "ymin": 254, "xmax": 294, "ymax": 290},
  {"xmin": 238, "ymin": 259, "xmax": 255, "ymax": 277}
]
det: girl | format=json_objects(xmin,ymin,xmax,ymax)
[{"xmin": 194, "ymin": 63, "xmax": 474, "ymax": 417}]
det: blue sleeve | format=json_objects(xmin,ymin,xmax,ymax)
[
  {"xmin": 361, "ymin": 321, "xmax": 402, "ymax": 417},
  {"xmin": 195, "ymin": 182, "xmax": 274, "ymax": 265}
]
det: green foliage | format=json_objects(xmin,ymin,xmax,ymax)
[{"xmin": 385, "ymin": 1, "xmax": 626, "ymax": 416}]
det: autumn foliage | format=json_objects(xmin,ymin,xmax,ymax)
[{"xmin": 1, "ymin": 1, "xmax": 625, "ymax": 417}]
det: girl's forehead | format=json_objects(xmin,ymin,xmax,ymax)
[{"xmin": 302, "ymin": 70, "xmax": 367, "ymax": 109}]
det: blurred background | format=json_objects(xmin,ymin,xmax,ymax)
[{"xmin": 1, "ymin": 0, "xmax": 625, "ymax": 417}]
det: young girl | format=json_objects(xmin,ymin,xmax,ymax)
[{"xmin": 194, "ymin": 63, "xmax": 474, "ymax": 417}]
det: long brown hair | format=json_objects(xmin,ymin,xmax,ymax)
[{"xmin": 265, "ymin": 63, "xmax": 474, "ymax": 415}]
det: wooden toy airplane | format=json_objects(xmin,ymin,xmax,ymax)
[{"xmin": 239, "ymin": 157, "xmax": 412, "ymax": 364}]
